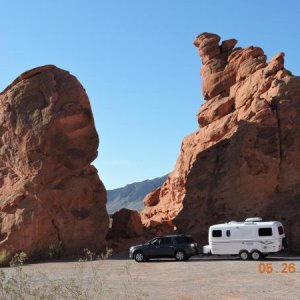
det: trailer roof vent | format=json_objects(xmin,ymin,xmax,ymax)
[{"xmin": 245, "ymin": 217, "xmax": 262, "ymax": 222}]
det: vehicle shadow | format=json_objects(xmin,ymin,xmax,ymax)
[
  {"xmin": 263, "ymin": 257, "xmax": 300, "ymax": 261},
  {"xmin": 127, "ymin": 254, "xmax": 300, "ymax": 263},
  {"xmin": 107, "ymin": 253, "xmax": 300, "ymax": 262}
]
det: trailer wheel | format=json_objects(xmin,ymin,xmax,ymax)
[
  {"xmin": 239, "ymin": 250, "xmax": 250, "ymax": 260},
  {"xmin": 251, "ymin": 250, "xmax": 262, "ymax": 261}
]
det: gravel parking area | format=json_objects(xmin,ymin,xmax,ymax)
[{"xmin": 2, "ymin": 255, "xmax": 300, "ymax": 299}]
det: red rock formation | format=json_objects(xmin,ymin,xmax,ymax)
[
  {"xmin": 0, "ymin": 65, "xmax": 109, "ymax": 258},
  {"xmin": 141, "ymin": 33, "xmax": 300, "ymax": 252},
  {"xmin": 143, "ymin": 188, "xmax": 161, "ymax": 207},
  {"xmin": 108, "ymin": 208, "xmax": 144, "ymax": 239},
  {"xmin": 107, "ymin": 208, "xmax": 149, "ymax": 255}
]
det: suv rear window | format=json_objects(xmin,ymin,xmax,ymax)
[
  {"xmin": 174, "ymin": 236, "xmax": 194, "ymax": 244},
  {"xmin": 278, "ymin": 226, "xmax": 284, "ymax": 235},
  {"xmin": 258, "ymin": 228, "xmax": 273, "ymax": 236},
  {"xmin": 212, "ymin": 230, "xmax": 222, "ymax": 237},
  {"xmin": 160, "ymin": 237, "xmax": 173, "ymax": 245}
]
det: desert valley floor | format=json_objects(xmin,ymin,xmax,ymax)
[{"xmin": 2, "ymin": 255, "xmax": 300, "ymax": 299}]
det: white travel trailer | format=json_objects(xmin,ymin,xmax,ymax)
[{"xmin": 203, "ymin": 217, "xmax": 286, "ymax": 260}]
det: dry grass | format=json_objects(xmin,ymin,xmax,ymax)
[{"xmin": 0, "ymin": 248, "xmax": 148, "ymax": 300}]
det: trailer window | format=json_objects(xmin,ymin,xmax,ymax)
[
  {"xmin": 212, "ymin": 230, "xmax": 222, "ymax": 237},
  {"xmin": 278, "ymin": 226, "xmax": 284, "ymax": 235},
  {"xmin": 226, "ymin": 230, "xmax": 231, "ymax": 237},
  {"xmin": 258, "ymin": 228, "xmax": 273, "ymax": 236}
]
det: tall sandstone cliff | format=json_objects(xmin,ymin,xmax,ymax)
[
  {"xmin": 141, "ymin": 33, "xmax": 300, "ymax": 252},
  {"xmin": 0, "ymin": 65, "xmax": 109, "ymax": 257}
]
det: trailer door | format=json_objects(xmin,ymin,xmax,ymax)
[
  {"xmin": 217, "ymin": 228, "xmax": 235, "ymax": 254},
  {"xmin": 210, "ymin": 229, "xmax": 223, "ymax": 254}
]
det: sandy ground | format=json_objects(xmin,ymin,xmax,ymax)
[{"xmin": 2, "ymin": 255, "xmax": 300, "ymax": 299}]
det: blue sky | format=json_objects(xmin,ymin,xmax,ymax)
[{"xmin": 0, "ymin": 1, "xmax": 299, "ymax": 189}]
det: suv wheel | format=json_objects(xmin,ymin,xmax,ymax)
[
  {"xmin": 175, "ymin": 250, "xmax": 186, "ymax": 261},
  {"xmin": 134, "ymin": 251, "xmax": 144, "ymax": 262}
]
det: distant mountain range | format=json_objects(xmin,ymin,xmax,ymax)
[{"xmin": 107, "ymin": 175, "xmax": 168, "ymax": 214}]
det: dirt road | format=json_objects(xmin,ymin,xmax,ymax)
[{"xmin": 2, "ymin": 255, "xmax": 300, "ymax": 299}]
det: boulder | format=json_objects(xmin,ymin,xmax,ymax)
[
  {"xmin": 0, "ymin": 65, "xmax": 109, "ymax": 258},
  {"xmin": 108, "ymin": 208, "xmax": 144, "ymax": 239}
]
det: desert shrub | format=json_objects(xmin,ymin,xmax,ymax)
[
  {"xmin": 31, "ymin": 242, "xmax": 64, "ymax": 261},
  {"xmin": 98, "ymin": 247, "xmax": 113, "ymax": 260},
  {"xmin": 0, "ymin": 249, "xmax": 10, "ymax": 267},
  {"xmin": 79, "ymin": 247, "xmax": 113, "ymax": 262},
  {"xmin": 47, "ymin": 242, "xmax": 63, "ymax": 259},
  {"xmin": 80, "ymin": 248, "xmax": 95, "ymax": 262},
  {"xmin": 0, "ymin": 247, "xmax": 123, "ymax": 299},
  {"xmin": 0, "ymin": 252, "xmax": 34, "ymax": 299},
  {"xmin": 9, "ymin": 252, "xmax": 28, "ymax": 267}
]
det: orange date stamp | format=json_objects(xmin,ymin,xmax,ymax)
[{"xmin": 258, "ymin": 263, "xmax": 298, "ymax": 274}]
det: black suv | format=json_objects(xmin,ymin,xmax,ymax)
[{"xmin": 129, "ymin": 234, "xmax": 198, "ymax": 262}]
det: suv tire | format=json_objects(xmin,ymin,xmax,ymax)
[
  {"xmin": 134, "ymin": 251, "xmax": 144, "ymax": 262},
  {"xmin": 175, "ymin": 250, "xmax": 186, "ymax": 261}
]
